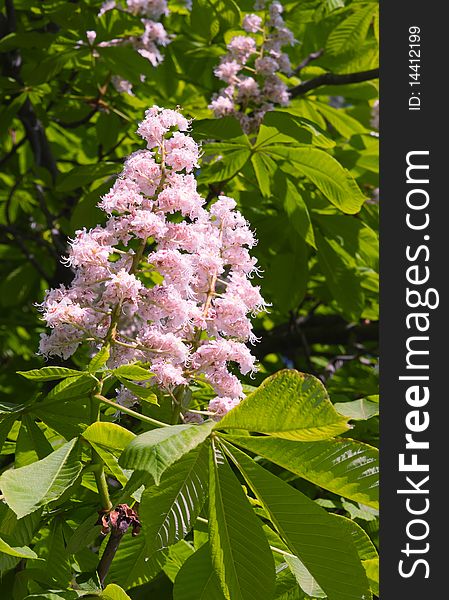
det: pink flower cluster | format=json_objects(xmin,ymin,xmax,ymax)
[
  {"xmin": 38, "ymin": 106, "xmax": 267, "ymax": 419},
  {"xmin": 209, "ymin": 0, "xmax": 296, "ymax": 133},
  {"xmin": 97, "ymin": 0, "xmax": 173, "ymax": 94}
]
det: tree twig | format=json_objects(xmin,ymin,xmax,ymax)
[
  {"xmin": 293, "ymin": 48, "xmax": 325, "ymax": 75},
  {"xmin": 289, "ymin": 68, "xmax": 379, "ymax": 98}
]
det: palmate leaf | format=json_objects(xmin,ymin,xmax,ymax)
[
  {"xmin": 173, "ymin": 542, "xmax": 225, "ymax": 600},
  {"xmin": 140, "ymin": 443, "xmax": 209, "ymax": 554},
  {"xmin": 119, "ymin": 422, "xmax": 214, "ymax": 484},
  {"xmin": 0, "ymin": 439, "xmax": 82, "ymax": 518},
  {"xmin": 225, "ymin": 435, "xmax": 379, "ymax": 509},
  {"xmin": 216, "ymin": 370, "xmax": 349, "ymax": 441},
  {"xmin": 209, "ymin": 441, "xmax": 276, "ymax": 600},
  {"xmin": 222, "ymin": 442, "xmax": 372, "ymax": 600},
  {"xmin": 268, "ymin": 146, "xmax": 366, "ymax": 214}
]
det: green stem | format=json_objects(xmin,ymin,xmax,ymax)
[{"xmin": 95, "ymin": 394, "xmax": 168, "ymax": 428}]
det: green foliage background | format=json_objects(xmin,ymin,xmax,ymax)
[{"xmin": 0, "ymin": 1, "xmax": 379, "ymax": 599}]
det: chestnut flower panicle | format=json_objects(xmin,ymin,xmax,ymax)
[
  {"xmin": 38, "ymin": 106, "xmax": 268, "ymax": 419},
  {"xmin": 209, "ymin": 0, "xmax": 297, "ymax": 132}
]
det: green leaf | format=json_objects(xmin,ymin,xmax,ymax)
[
  {"xmin": 99, "ymin": 584, "xmax": 132, "ymax": 600},
  {"xmin": 33, "ymin": 397, "xmax": 90, "ymax": 439},
  {"xmin": 173, "ymin": 542, "xmax": 225, "ymax": 600},
  {"xmin": 334, "ymin": 398, "xmax": 379, "ymax": 420},
  {"xmin": 163, "ymin": 540, "xmax": 195, "ymax": 582},
  {"xmin": 315, "ymin": 230, "xmax": 365, "ymax": 321},
  {"xmin": 82, "ymin": 422, "xmax": 135, "ymax": 453},
  {"xmin": 285, "ymin": 555, "xmax": 326, "ymax": 598},
  {"xmin": 274, "ymin": 566, "xmax": 304, "ymax": 599},
  {"xmin": 192, "ymin": 117, "xmax": 243, "ymax": 140},
  {"xmin": 331, "ymin": 514, "xmax": 378, "ymax": 562},
  {"xmin": 200, "ymin": 149, "xmax": 251, "ymax": 183},
  {"xmin": 251, "ymin": 152, "xmax": 276, "ymax": 197},
  {"xmin": 223, "ymin": 442, "xmax": 372, "ymax": 600},
  {"xmin": 115, "ymin": 377, "xmax": 159, "ymax": 401},
  {"xmin": 17, "ymin": 367, "xmax": 81, "ymax": 382},
  {"xmin": 88, "ymin": 346, "xmax": 110, "ymax": 374},
  {"xmin": 265, "ymin": 248, "xmax": 308, "ymax": 314},
  {"xmin": 140, "ymin": 443, "xmax": 209, "ymax": 554},
  {"xmin": 119, "ymin": 422, "xmax": 214, "ymax": 484},
  {"xmin": 270, "ymin": 146, "xmax": 366, "ymax": 214},
  {"xmin": 15, "ymin": 416, "xmax": 54, "ymax": 468},
  {"xmin": 209, "ymin": 441, "xmax": 276, "ymax": 600},
  {"xmin": 283, "ymin": 179, "xmax": 316, "ymax": 248},
  {"xmin": 0, "ymin": 504, "xmax": 41, "ymax": 574},
  {"xmin": 363, "ymin": 558, "xmax": 379, "ymax": 597},
  {"xmin": 104, "ymin": 533, "xmax": 167, "ymax": 590},
  {"xmin": 326, "ymin": 4, "xmax": 377, "ymax": 57},
  {"xmin": 113, "ymin": 365, "xmax": 154, "ymax": 381},
  {"xmin": 225, "ymin": 435, "xmax": 379, "ymax": 509},
  {"xmin": 216, "ymin": 370, "xmax": 350, "ymax": 441},
  {"xmin": 262, "ymin": 111, "xmax": 336, "ymax": 149},
  {"xmin": 0, "ymin": 536, "xmax": 38, "ymax": 559},
  {"xmin": 44, "ymin": 374, "xmax": 97, "ymax": 403},
  {"xmin": 0, "ymin": 439, "xmax": 82, "ymax": 518},
  {"xmin": 314, "ymin": 102, "xmax": 366, "ymax": 138},
  {"xmin": 96, "ymin": 112, "xmax": 121, "ymax": 152},
  {"xmin": 55, "ymin": 163, "xmax": 120, "ymax": 192},
  {"xmin": 66, "ymin": 512, "xmax": 101, "ymax": 555},
  {"xmin": 98, "ymin": 46, "xmax": 154, "ymax": 85}
]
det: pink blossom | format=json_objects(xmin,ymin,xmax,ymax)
[
  {"xmin": 99, "ymin": 178, "xmax": 144, "ymax": 214},
  {"xmin": 142, "ymin": 20, "xmax": 171, "ymax": 46},
  {"xmin": 126, "ymin": 0, "xmax": 169, "ymax": 19},
  {"xmin": 228, "ymin": 36, "xmax": 257, "ymax": 62},
  {"xmin": 237, "ymin": 77, "xmax": 260, "ymax": 102},
  {"xmin": 214, "ymin": 60, "xmax": 241, "ymax": 84},
  {"xmin": 184, "ymin": 411, "xmax": 204, "ymax": 424},
  {"xmin": 112, "ymin": 76, "xmax": 134, "ymax": 95},
  {"xmin": 67, "ymin": 228, "xmax": 113, "ymax": 268},
  {"xmin": 86, "ymin": 30, "xmax": 97, "ymax": 45},
  {"xmin": 151, "ymin": 361, "xmax": 186, "ymax": 387},
  {"xmin": 255, "ymin": 56, "xmax": 279, "ymax": 76},
  {"xmin": 39, "ymin": 106, "xmax": 266, "ymax": 406},
  {"xmin": 122, "ymin": 150, "xmax": 161, "ymax": 196},
  {"xmin": 208, "ymin": 396, "xmax": 241, "ymax": 419},
  {"xmin": 242, "ymin": 14, "xmax": 263, "ymax": 33},
  {"xmin": 104, "ymin": 269, "xmax": 143, "ymax": 303},
  {"xmin": 208, "ymin": 95, "xmax": 235, "ymax": 117},
  {"xmin": 164, "ymin": 132, "xmax": 200, "ymax": 172},
  {"xmin": 98, "ymin": 1, "xmax": 116, "ymax": 17},
  {"xmin": 129, "ymin": 210, "xmax": 167, "ymax": 239},
  {"xmin": 210, "ymin": 1, "xmax": 297, "ymax": 131},
  {"xmin": 157, "ymin": 173, "xmax": 203, "ymax": 217}
]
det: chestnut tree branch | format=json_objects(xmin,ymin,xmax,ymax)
[{"xmin": 289, "ymin": 68, "xmax": 379, "ymax": 98}]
